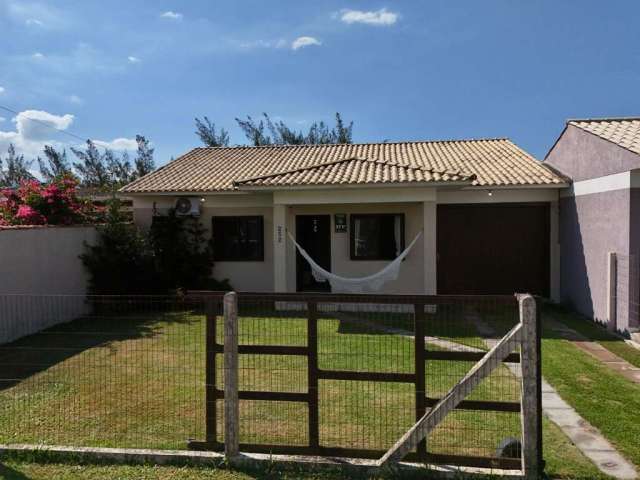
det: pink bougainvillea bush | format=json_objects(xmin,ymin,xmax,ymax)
[{"xmin": 0, "ymin": 175, "xmax": 98, "ymax": 226}]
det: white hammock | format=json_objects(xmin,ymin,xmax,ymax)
[{"xmin": 288, "ymin": 231, "xmax": 422, "ymax": 293}]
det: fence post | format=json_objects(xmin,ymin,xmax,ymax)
[
  {"xmin": 607, "ymin": 252, "xmax": 617, "ymax": 332},
  {"xmin": 307, "ymin": 301, "xmax": 319, "ymax": 451},
  {"xmin": 205, "ymin": 298, "xmax": 217, "ymax": 444},
  {"xmin": 223, "ymin": 291, "xmax": 240, "ymax": 458},
  {"xmin": 519, "ymin": 294, "xmax": 542, "ymax": 480},
  {"xmin": 414, "ymin": 303, "xmax": 427, "ymax": 459}
]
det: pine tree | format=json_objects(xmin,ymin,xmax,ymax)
[
  {"xmin": 37, "ymin": 145, "xmax": 73, "ymax": 182},
  {"xmin": 105, "ymin": 149, "xmax": 133, "ymax": 186},
  {"xmin": 133, "ymin": 135, "xmax": 155, "ymax": 178},
  {"xmin": 194, "ymin": 117, "xmax": 230, "ymax": 147},
  {"xmin": 210, "ymin": 113, "xmax": 354, "ymax": 146},
  {"xmin": 0, "ymin": 143, "xmax": 34, "ymax": 187},
  {"xmin": 71, "ymin": 140, "xmax": 110, "ymax": 188}
]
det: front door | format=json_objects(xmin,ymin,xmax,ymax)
[{"xmin": 296, "ymin": 215, "xmax": 331, "ymax": 292}]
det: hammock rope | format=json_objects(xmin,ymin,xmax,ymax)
[{"xmin": 287, "ymin": 231, "xmax": 422, "ymax": 293}]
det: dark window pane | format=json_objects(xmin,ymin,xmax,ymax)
[
  {"xmin": 350, "ymin": 214, "xmax": 404, "ymax": 260},
  {"xmin": 212, "ymin": 216, "xmax": 264, "ymax": 261}
]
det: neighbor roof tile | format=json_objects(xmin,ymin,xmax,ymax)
[{"xmin": 569, "ymin": 118, "xmax": 640, "ymax": 156}]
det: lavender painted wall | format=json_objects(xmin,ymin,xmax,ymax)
[
  {"xmin": 559, "ymin": 190, "xmax": 631, "ymax": 328},
  {"xmin": 547, "ymin": 125, "xmax": 640, "ymax": 331},
  {"xmin": 546, "ymin": 125, "xmax": 640, "ymax": 182}
]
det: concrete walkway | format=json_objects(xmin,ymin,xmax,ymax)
[
  {"xmin": 472, "ymin": 315, "xmax": 638, "ymax": 480},
  {"xmin": 548, "ymin": 320, "xmax": 640, "ymax": 384}
]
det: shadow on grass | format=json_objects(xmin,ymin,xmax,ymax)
[
  {"xmin": 0, "ymin": 298, "xmax": 203, "ymax": 392},
  {"xmin": 0, "ymin": 463, "xmax": 31, "ymax": 480},
  {"xmin": 541, "ymin": 302, "xmax": 627, "ymax": 341}
]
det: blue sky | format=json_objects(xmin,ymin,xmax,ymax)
[{"xmin": 1, "ymin": 0, "xmax": 639, "ymax": 167}]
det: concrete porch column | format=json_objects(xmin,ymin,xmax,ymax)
[
  {"xmin": 550, "ymin": 200, "xmax": 561, "ymax": 303},
  {"xmin": 273, "ymin": 204, "xmax": 287, "ymax": 292},
  {"xmin": 423, "ymin": 201, "xmax": 437, "ymax": 294}
]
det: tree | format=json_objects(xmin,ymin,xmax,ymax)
[
  {"xmin": 235, "ymin": 115, "xmax": 272, "ymax": 146},
  {"xmin": 149, "ymin": 210, "xmax": 218, "ymax": 291},
  {"xmin": 195, "ymin": 116, "xmax": 230, "ymax": 147},
  {"xmin": 204, "ymin": 112, "xmax": 354, "ymax": 146},
  {"xmin": 0, "ymin": 143, "xmax": 34, "ymax": 187},
  {"xmin": 332, "ymin": 112, "xmax": 353, "ymax": 144},
  {"xmin": 105, "ymin": 149, "xmax": 133, "ymax": 186},
  {"xmin": 80, "ymin": 198, "xmax": 156, "ymax": 294},
  {"xmin": 37, "ymin": 145, "xmax": 73, "ymax": 182},
  {"xmin": 71, "ymin": 140, "xmax": 110, "ymax": 188},
  {"xmin": 133, "ymin": 134, "xmax": 155, "ymax": 178}
]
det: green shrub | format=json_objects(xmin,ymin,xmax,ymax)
[{"xmin": 81, "ymin": 200, "xmax": 231, "ymax": 294}]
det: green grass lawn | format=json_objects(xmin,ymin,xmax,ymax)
[
  {"xmin": 0, "ymin": 302, "xmax": 619, "ymax": 479},
  {"xmin": 0, "ymin": 454, "xmax": 367, "ymax": 480},
  {"xmin": 540, "ymin": 311, "xmax": 640, "ymax": 471},
  {"xmin": 544, "ymin": 304, "xmax": 640, "ymax": 368}
]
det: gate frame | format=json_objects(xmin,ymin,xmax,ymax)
[{"xmin": 188, "ymin": 291, "xmax": 542, "ymax": 477}]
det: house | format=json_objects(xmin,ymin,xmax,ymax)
[
  {"xmin": 545, "ymin": 117, "xmax": 640, "ymax": 333},
  {"xmin": 120, "ymin": 139, "xmax": 567, "ymax": 297}
]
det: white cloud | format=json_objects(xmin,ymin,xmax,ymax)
[
  {"xmin": 68, "ymin": 94, "xmax": 83, "ymax": 105},
  {"xmin": 127, "ymin": 56, "xmax": 140, "ymax": 64},
  {"xmin": 0, "ymin": 117, "xmax": 5, "ymax": 123},
  {"xmin": 6, "ymin": 2, "xmax": 67, "ymax": 30},
  {"xmin": 32, "ymin": 52, "xmax": 45, "ymax": 59},
  {"xmin": 291, "ymin": 36, "xmax": 321, "ymax": 50},
  {"xmin": 160, "ymin": 11, "xmax": 183, "ymax": 20},
  {"xmin": 0, "ymin": 86, "xmax": 5, "ymax": 94},
  {"xmin": 0, "ymin": 109, "xmax": 74, "ymax": 158},
  {"xmin": 339, "ymin": 8, "xmax": 398, "ymax": 26},
  {"xmin": 94, "ymin": 137, "xmax": 138, "ymax": 151},
  {"xmin": 240, "ymin": 38, "xmax": 287, "ymax": 49}
]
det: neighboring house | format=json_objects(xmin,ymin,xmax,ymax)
[
  {"xmin": 121, "ymin": 139, "xmax": 567, "ymax": 297},
  {"xmin": 545, "ymin": 117, "xmax": 640, "ymax": 332}
]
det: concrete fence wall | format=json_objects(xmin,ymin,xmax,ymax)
[{"xmin": 0, "ymin": 226, "xmax": 97, "ymax": 343}]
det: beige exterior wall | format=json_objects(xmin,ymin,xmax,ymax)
[
  {"xmin": 284, "ymin": 203, "xmax": 425, "ymax": 294},
  {"xmin": 130, "ymin": 186, "xmax": 562, "ymax": 295},
  {"xmin": 132, "ymin": 194, "xmax": 275, "ymax": 292}
]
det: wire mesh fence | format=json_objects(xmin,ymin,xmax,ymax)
[
  {"xmin": 614, "ymin": 253, "xmax": 640, "ymax": 331},
  {"xmin": 0, "ymin": 292, "xmax": 526, "ymax": 469}
]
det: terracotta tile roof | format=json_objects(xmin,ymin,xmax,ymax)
[
  {"xmin": 233, "ymin": 157, "xmax": 474, "ymax": 187},
  {"xmin": 569, "ymin": 118, "xmax": 640, "ymax": 156},
  {"xmin": 121, "ymin": 139, "xmax": 566, "ymax": 193}
]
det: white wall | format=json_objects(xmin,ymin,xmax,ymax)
[{"xmin": 0, "ymin": 226, "xmax": 97, "ymax": 343}]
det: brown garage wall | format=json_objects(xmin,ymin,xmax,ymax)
[{"xmin": 437, "ymin": 203, "xmax": 550, "ymax": 296}]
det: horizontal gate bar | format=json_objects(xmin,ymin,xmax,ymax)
[
  {"xmin": 239, "ymin": 391, "xmax": 310, "ymax": 402},
  {"xmin": 213, "ymin": 344, "xmax": 309, "ymax": 356},
  {"xmin": 201, "ymin": 291, "xmax": 517, "ymax": 305},
  {"xmin": 424, "ymin": 397, "xmax": 521, "ymax": 412},
  {"xmin": 424, "ymin": 350, "xmax": 520, "ymax": 363},
  {"xmin": 187, "ymin": 442, "xmax": 521, "ymax": 470},
  {"xmin": 318, "ymin": 369, "xmax": 415, "ymax": 383},
  {"xmin": 207, "ymin": 391, "xmax": 310, "ymax": 402}
]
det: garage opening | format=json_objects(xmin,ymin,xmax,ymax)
[{"xmin": 437, "ymin": 203, "xmax": 550, "ymax": 296}]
